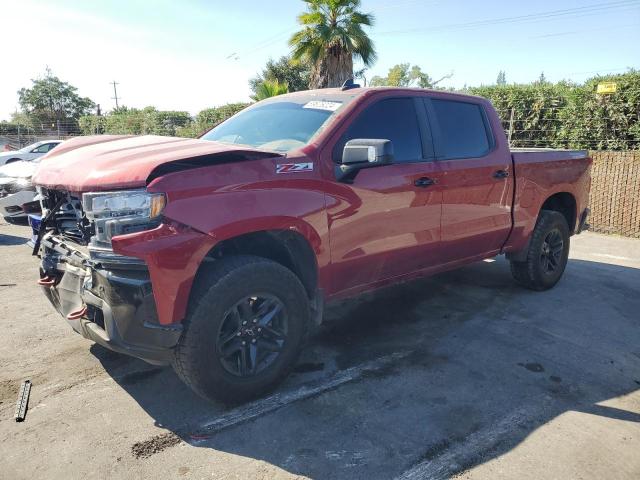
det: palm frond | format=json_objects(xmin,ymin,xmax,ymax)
[
  {"xmin": 251, "ymin": 80, "xmax": 289, "ymax": 101},
  {"xmin": 289, "ymin": 0, "xmax": 376, "ymax": 86}
]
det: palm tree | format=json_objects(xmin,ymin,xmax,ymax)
[
  {"xmin": 251, "ymin": 80, "xmax": 290, "ymax": 101},
  {"xmin": 289, "ymin": 0, "xmax": 376, "ymax": 89}
]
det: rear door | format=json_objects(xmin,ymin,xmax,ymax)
[
  {"xmin": 424, "ymin": 97, "xmax": 513, "ymax": 261},
  {"xmin": 325, "ymin": 95, "xmax": 444, "ymax": 294}
]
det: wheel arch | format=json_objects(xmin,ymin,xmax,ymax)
[
  {"xmin": 540, "ymin": 191, "xmax": 577, "ymax": 234},
  {"xmin": 193, "ymin": 228, "xmax": 320, "ymax": 302},
  {"xmin": 507, "ymin": 191, "xmax": 577, "ymax": 262}
]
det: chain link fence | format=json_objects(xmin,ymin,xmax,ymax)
[{"xmin": 588, "ymin": 150, "xmax": 640, "ymax": 238}]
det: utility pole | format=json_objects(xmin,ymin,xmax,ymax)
[{"xmin": 111, "ymin": 81, "xmax": 120, "ymax": 109}]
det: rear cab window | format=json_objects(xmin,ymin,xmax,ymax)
[{"xmin": 427, "ymin": 98, "xmax": 494, "ymax": 160}]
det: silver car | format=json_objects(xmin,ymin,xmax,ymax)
[
  {"xmin": 0, "ymin": 159, "xmax": 42, "ymax": 221},
  {"xmin": 0, "ymin": 140, "xmax": 62, "ymax": 167}
]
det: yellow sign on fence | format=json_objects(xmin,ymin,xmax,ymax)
[{"xmin": 596, "ymin": 82, "xmax": 617, "ymax": 94}]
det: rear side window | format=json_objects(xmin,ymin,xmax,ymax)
[
  {"xmin": 430, "ymin": 99, "xmax": 491, "ymax": 159},
  {"xmin": 336, "ymin": 98, "xmax": 423, "ymax": 163}
]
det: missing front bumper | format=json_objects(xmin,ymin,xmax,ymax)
[{"xmin": 39, "ymin": 236, "xmax": 182, "ymax": 365}]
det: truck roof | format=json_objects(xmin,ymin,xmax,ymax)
[{"xmin": 276, "ymin": 86, "xmax": 487, "ymax": 103}]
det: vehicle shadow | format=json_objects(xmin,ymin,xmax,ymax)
[
  {"xmin": 93, "ymin": 257, "xmax": 640, "ymax": 479},
  {"xmin": 0, "ymin": 233, "xmax": 28, "ymax": 246}
]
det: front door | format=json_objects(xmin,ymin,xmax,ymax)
[{"xmin": 324, "ymin": 96, "xmax": 444, "ymax": 295}]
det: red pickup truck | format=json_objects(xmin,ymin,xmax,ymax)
[{"xmin": 32, "ymin": 86, "xmax": 591, "ymax": 403}]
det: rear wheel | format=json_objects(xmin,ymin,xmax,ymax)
[
  {"xmin": 510, "ymin": 210, "xmax": 570, "ymax": 291},
  {"xmin": 172, "ymin": 255, "xmax": 310, "ymax": 404}
]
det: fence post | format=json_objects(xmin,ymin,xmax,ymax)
[{"xmin": 508, "ymin": 108, "xmax": 515, "ymax": 147}]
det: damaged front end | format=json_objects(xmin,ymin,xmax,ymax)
[{"xmin": 35, "ymin": 189, "xmax": 182, "ymax": 364}]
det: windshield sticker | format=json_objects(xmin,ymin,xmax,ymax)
[
  {"xmin": 276, "ymin": 162, "xmax": 314, "ymax": 174},
  {"xmin": 303, "ymin": 100, "xmax": 342, "ymax": 111}
]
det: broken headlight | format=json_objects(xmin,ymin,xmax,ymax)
[{"xmin": 82, "ymin": 190, "xmax": 166, "ymax": 248}]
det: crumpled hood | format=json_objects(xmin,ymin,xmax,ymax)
[{"xmin": 32, "ymin": 135, "xmax": 280, "ymax": 192}]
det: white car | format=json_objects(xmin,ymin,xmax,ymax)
[
  {"xmin": 0, "ymin": 140, "xmax": 62, "ymax": 167},
  {"xmin": 0, "ymin": 159, "xmax": 41, "ymax": 221}
]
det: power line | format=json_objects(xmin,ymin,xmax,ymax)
[
  {"xmin": 529, "ymin": 22, "xmax": 639, "ymax": 39},
  {"xmin": 226, "ymin": 26, "xmax": 297, "ymax": 61},
  {"xmin": 378, "ymin": 0, "xmax": 640, "ymax": 36}
]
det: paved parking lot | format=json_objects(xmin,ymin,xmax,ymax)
[{"xmin": 1, "ymin": 220, "xmax": 639, "ymax": 480}]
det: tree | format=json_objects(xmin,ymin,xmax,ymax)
[
  {"xmin": 289, "ymin": 0, "xmax": 376, "ymax": 89},
  {"xmin": 353, "ymin": 66, "xmax": 369, "ymax": 86},
  {"xmin": 176, "ymin": 103, "xmax": 250, "ymax": 137},
  {"xmin": 536, "ymin": 72, "xmax": 547, "ymax": 84},
  {"xmin": 370, "ymin": 63, "xmax": 452, "ymax": 88},
  {"xmin": 496, "ymin": 70, "xmax": 507, "ymax": 86},
  {"xmin": 251, "ymin": 80, "xmax": 289, "ymax": 101},
  {"xmin": 18, "ymin": 69, "xmax": 95, "ymax": 134},
  {"xmin": 249, "ymin": 55, "xmax": 310, "ymax": 96}
]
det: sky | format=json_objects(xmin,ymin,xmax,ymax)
[{"xmin": 0, "ymin": 0, "xmax": 638, "ymax": 120}]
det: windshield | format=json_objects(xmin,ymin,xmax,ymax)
[{"xmin": 201, "ymin": 95, "xmax": 353, "ymax": 152}]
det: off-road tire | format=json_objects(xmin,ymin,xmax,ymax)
[
  {"xmin": 510, "ymin": 210, "xmax": 570, "ymax": 291},
  {"xmin": 172, "ymin": 255, "xmax": 310, "ymax": 404}
]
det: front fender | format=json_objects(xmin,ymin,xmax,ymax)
[
  {"xmin": 111, "ymin": 221, "xmax": 216, "ymax": 326},
  {"xmin": 140, "ymin": 159, "xmax": 331, "ymax": 319}
]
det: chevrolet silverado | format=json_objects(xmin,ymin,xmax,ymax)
[{"xmin": 31, "ymin": 85, "xmax": 591, "ymax": 403}]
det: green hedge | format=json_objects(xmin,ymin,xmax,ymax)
[
  {"xmin": 79, "ymin": 103, "xmax": 249, "ymax": 139},
  {"xmin": 466, "ymin": 70, "xmax": 639, "ymax": 150},
  {"xmin": 75, "ymin": 71, "xmax": 639, "ymax": 150}
]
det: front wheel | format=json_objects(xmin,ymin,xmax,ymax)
[
  {"xmin": 510, "ymin": 210, "xmax": 570, "ymax": 291},
  {"xmin": 172, "ymin": 255, "xmax": 310, "ymax": 404}
]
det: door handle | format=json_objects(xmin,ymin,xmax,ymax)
[
  {"xmin": 414, "ymin": 177, "xmax": 436, "ymax": 187},
  {"xmin": 493, "ymin": 169, "xmax": 509, "ymax": 179}
]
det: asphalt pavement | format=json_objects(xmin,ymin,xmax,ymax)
[{"xmin": 1, "ymin": 220, "xmax": 639, "ymax": 480}]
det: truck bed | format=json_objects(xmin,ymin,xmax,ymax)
[
  {"xmin": 505, "ymin": 148, "xmax": 592, "ymax": 254},
  {"xmin": 511, "ymin": 148, "xmax": 589, "ymax": 163}
]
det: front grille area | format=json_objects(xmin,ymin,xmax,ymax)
[{"xmin": 41, "ymin": 189, "xmax": 92, "ymax": 246}]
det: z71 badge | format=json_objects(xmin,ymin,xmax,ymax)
[{"xmin": 276, "ymin": 162, "xmax": 314, "ymax": 174}]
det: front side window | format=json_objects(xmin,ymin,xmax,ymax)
[
  {"xmin": 430, "ymin": 99, "xmax": 491, "ymax": 159},
  {"xmin": 202, "ymin": 95, "xmax": 353, "ymax": 153},
  {"xmin": 32, "ymin": 143, "xmax": 55, "ymax": 153},
  {"xmin": 336, "ymin": 98, "xmax": 423, "ymax": 163}
]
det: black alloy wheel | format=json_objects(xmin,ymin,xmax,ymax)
[
  {"xmin": 510, "ymin": 210, "xmax": 570, "ymax": 291},
  {"xmin": 540, "ymin": 229, "xmax": 564, "ymax": 274},
  {"xmin": 172, "ymin": 255, "xmax": 310, "ymax": 403},
  {"xmin": 217, "ymin": 295, "xmax": 288, "ymax": 377}
]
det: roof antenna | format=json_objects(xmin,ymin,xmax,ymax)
[{"xmin": 341, "ymin": 78, "xmax": 361, "ymax": 91}]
